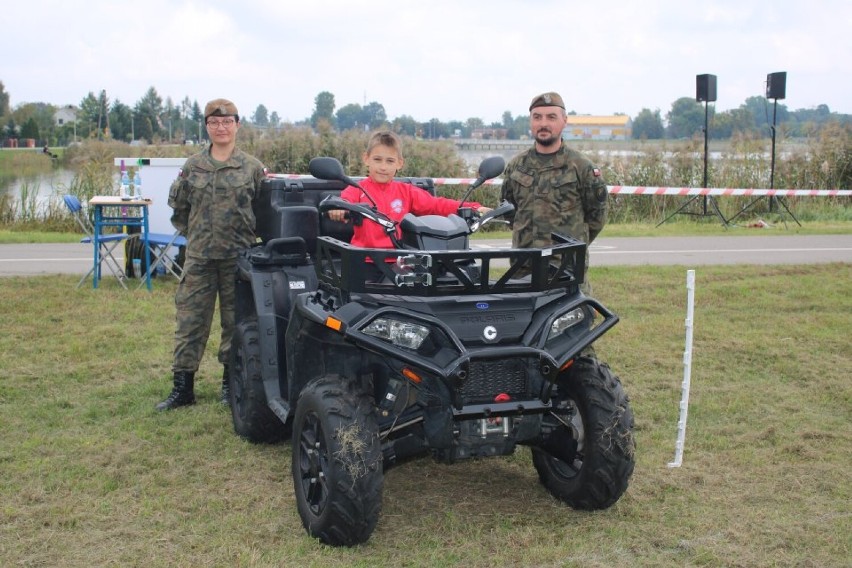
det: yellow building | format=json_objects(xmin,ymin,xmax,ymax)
[{"xmin": 563, "ymin": 115, "xmax": 632, "ymax": 140}]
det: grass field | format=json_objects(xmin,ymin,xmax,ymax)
[{"xmin": 1, "ymin": 265, "xmax": 850, "ymax": 567}]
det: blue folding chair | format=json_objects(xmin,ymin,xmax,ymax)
[
  {"xmin": 136, "ymin": 231, "xmax": 187, "ymax": 288},
  {"xmin": 63, "ymin": 194, "xmax": 129, "ymax": 289}
]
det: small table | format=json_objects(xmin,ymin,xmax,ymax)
[{"xmin": 89, "ymin": 196, "xmax": 153, "ymax": 290}]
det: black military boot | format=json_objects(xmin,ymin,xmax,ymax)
[
  {"xmin": 155, "ymin": 371, "xmax": 196, "ymax": 411},
  {"xmin": 220, "ymin": 364, "xmax": 231, "ymax": 406}
]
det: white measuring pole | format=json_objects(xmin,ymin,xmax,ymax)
[{"xmin": 668, "ymin": 269, "xmax": 695, "ymax": 468}]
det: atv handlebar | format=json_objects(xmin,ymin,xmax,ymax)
[
  {"xmin": 467, "ymin": 200, "xmax": 514, "ymax": 233},
  {"xmin": 319, "ymin": 195, "xmax": 404, "ymax": 248},
  {"xmin": 311, "ymin": 154, "xmax": 509, "ymax": 240},
  {"xmin": 320, "ymin": 194, "xmax": 513, "ymax": 237},
  {"xmin": 318, "ymin": 196, "xmax": 395, "ymax": 229}
]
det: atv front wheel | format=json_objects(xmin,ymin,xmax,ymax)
[
  {"xmin": 230, "ymin": 319, "xmax": 288, "ymax": 443},
  {"xmin": 532, "ymin": 357, "xmax": 635, "ymax": 509},
  {"xmin": 292, "ymin": 376, "xmax": 383, "ymax": 546}
]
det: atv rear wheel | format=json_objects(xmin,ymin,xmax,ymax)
[
  {"xmin": 292, "ymin": 376, "xmax": 383, "ymax": 546},
  {"xmin": 532, "ymin": 357, "xmax": 635, "ymax": 509},
  {"xmin": 230, "ymin": 319, "xmax": 288, "ymax": 443}
]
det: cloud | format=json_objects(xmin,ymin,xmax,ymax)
[{"xmin": 1, "ymin": 0, "xmax": 850, "ymax": 123}]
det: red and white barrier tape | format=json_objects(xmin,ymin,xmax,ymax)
[
  {"xmin": 607, "ymin": 186, "xmax": 851, "ymax": 197},
  {"xmin": 431, "ymin": 178, "xmax": 503, "ymax": 186},
  {"xmin": 268, "ymin": 174, "xmax": 502, "ymax": 185},
  {"xmin": 268, "ymin": 174, "xmax": 850, "ymax": 196}
]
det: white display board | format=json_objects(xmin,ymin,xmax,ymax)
[{"xmin": 114, "ymin": 158, "xmax": 185, "ymax": 234}]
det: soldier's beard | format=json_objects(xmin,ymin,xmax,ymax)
[{"xmin": 535, "ymin": 129, "xmax": 560, "ymax": 148}]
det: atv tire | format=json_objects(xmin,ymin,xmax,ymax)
[
  {"xmin": 532, "ymin": 357, "xmax": 635, "ymax": 509},
  {"xmin": 292, "ymin": 376, "xmax": 383, "ymax": 547},
  {"xmin": 230, "ymin": 319, "xmax": 288, "ymax": 443}
]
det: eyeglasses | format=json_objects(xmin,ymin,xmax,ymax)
[{"xmin": 206, "ymin": 118, "xmax": 236, "ymax": 128}]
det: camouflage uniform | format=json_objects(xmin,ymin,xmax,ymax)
[
  {"xmin": 168, "ymin": 146, "xmax": 266, "ymax": 373},
  {"xmin": 501, "ymin": 143, "xmax": 608, "ymax": 293}
]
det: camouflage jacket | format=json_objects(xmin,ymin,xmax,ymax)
[
  {"xmin": 168, "ymin": 147, "xmax": 266, "ymax": 259},
  {"xmin": 501, "ymin": 144, "xmax": 608, "ymax": 249}
]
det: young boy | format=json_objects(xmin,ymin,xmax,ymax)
[{"xmin": 327, "ymin": 130, "xmax": 491, "ymax": 249}]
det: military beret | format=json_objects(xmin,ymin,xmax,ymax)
[
  {"xmin": 204, "ymin": 98, "xmax": 239, "ymax": 119},
  {"xmin": 529, "ymin": 92, "xmax": 565, "ymax": 111}
]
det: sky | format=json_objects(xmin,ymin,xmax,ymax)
[{"xmin": 2, "ymin": 0, "xmax": 851, "ymax": 124}]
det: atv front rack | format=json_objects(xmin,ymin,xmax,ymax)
[{"xmin": 315, "ymin": 233, "xmax": 586, "ymax": 299}]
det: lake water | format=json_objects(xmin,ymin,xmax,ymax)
[{"xmin": 1, "ymin": 169, "xmax": 78, "ymax": 209}]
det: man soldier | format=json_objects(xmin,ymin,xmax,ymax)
[{"xmin": 501, "ymin": 91, "xmax": 608, "ymax": 295}]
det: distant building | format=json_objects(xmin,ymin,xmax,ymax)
[
  {"xmin": 54, "ymin": 105, "xmax": 78, "ymax": 127},
  {"xmin": 563, "ymin": 115, "xmax": 632, "ymax": 140},
  {"xmin": 470, "ymin": 128, "xmax": 508, "ymax": 140}
]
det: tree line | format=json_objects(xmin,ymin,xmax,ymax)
[
  {"xmin": 0, "ymin": 80, "xmax": 849, "ymax": 147},
  {"xmin": 0, "ymin": 83, "xmax": 208, "ymax": 147},
  {"xmin": 633, "ymin": 97, "xmax": 850, "ymax": 140}
]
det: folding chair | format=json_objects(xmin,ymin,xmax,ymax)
[
  {"xmin": 63, "ymin": 194, "xmax": 129, "ymax": 289},
  {"xmin": 136, "ymin": 231, "xmax": 187, "ymax": 288}
]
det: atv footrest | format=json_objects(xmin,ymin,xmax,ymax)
[
  {"xmin": 250, "ymin": 237, "xmax": 309, "ymax": 266},
  {"xmin": 268, "ymin": 396, "xmax": 291, "ymax": 423}
]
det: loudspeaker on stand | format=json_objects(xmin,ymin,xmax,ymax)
[
  {"xmin": 766, "ymin": 72, "xmax": 786, "ymax": 100},
  {"xmin": 696, "ymin": 74, "xmax": 717, "ymax": 102}
]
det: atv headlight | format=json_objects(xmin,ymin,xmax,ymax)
[
  {"xmin": 363, "ymin": 317, "xmax": 431, "ymax": 350},
  {"xmin": 547, "ymin": 307, "xmax": 585, "ymax": 341}
]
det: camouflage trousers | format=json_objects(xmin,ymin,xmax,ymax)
[{"xmin": 172, "ymin": 256, "xmax": 238, "ymax": 373}]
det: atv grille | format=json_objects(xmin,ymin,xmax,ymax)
[{"xmin": 461, "ymin": 359, "xmax": 527, "ymax": 403}]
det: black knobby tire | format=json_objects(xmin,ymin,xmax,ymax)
[
  {"xmin": 230, "ymin": 319, "xmax": 288, "ymax": 443},
  {"xmin": 292, "ymin": 376, "xmax": 383, "ymax": 547},
  {"xmin": 532, "ymin": 357, "xmax": 635, "ymax": 510}
]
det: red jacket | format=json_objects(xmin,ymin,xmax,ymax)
[{"xmin": 340, "ymin": 178, "xmax": 481, "ymax": 249}]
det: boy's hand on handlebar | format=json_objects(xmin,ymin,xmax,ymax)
[
  {"xmin": 476, "ymin": 206, "xmax": 493, "ymax": 215},
  {"xmin": 327, "ymin": 209, "xmax": 348, "ymax": 222}
]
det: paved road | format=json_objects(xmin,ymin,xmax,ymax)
[
  {"xmin": 1, "ymin": 234, "xmax": 850, "ymax": 277},
  {"xmin": 474, "ymin": 234, "xmax": 852, "ymax": 266}
]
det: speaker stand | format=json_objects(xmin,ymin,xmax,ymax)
[
  {"xmin": 657, "ymin": 100, "xmax": 729, "ymax": 227},
  {"xmin": 656, "ymin": 195, "xmax": 728, "ymax": 227},
  {"xmin": 727, "ymin": 97, "xmax": 801, "ymax": 227},
  {"xmin": 727, "ymin": 195, "xmax": 800, "ymax": 228}
]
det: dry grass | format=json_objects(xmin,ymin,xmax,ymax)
[{"xmin": 0, "ymin": 265, "xmax": 850, "ymax": 567}]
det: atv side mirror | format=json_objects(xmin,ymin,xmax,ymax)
[
  {"xmin": 309, "ymin": 157, "xmax": 379, "ymax": 209},
  {"xmin": 458, "ymin": 155, "xmax": 506, "ymax": 208},
  {"xmin": 477, "ymin": 155, "xmax": 506, "ymax": 182},
  {"xmin": 309, "ymin": 157, "xmax": 349, "ymax": 183}
]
